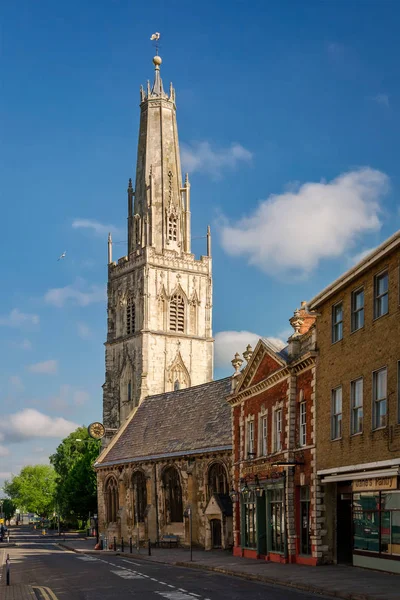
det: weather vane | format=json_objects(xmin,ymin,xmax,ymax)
[{"xmin": 150, "ymin": 32, "xmax": 161, "ymax": 55}]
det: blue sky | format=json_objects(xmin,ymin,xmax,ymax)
[{"xmin": 1, "ymin": 0, "xmax": 400, "ymax": 490}]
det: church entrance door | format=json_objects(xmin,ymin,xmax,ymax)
[{"xmin": 210, "ymin": 519, "xmax": 222, "ymax": 548}]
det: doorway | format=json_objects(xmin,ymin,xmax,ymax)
[
  {"xmin": 210, "ymin": 519, "xmax": 222, "ymax": 548},
  {"xmin": 337, "ymin": 492, "xmax": 353, "ymax": 564}
]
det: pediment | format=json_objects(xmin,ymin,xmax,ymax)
[
  {"xmin": 234, "ymin": 338, "xmax": 287, "ymax": 394},
  {"xmin": 204, "ymin": 494, "xmax": 223, "ymax": 516}
]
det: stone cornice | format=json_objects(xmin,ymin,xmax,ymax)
[
  {"xmin": 227, "ymin": 352, "xmax": 316, "ymax": 406},
  {"xmin": 105, "ymin": 331, "xmax": 214, "ymax": 347}
]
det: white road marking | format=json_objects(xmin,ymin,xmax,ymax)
[
  {"xmin": 189, "ymin": 595, "xmax": 201, "ymax": 598},
  {"xmin": 76, "ymin": 555, "xmax": 98, "ymax": 561},
  {"xmin": 155, "ymin": 593, "xmax": 199, "ymax": 600},
  {"xmin": 121, "ymin": 559, "xmax": 141, "ymax": 566},
  {"xmin": 111, "ymin": 569, "xmax": 144, "ymax": 579}
]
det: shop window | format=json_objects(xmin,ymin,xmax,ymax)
[
  {"xmin": 207, "ymin": 462, "xmax": 228, "ymax": 499},
  {"xmin": 269, "ymin": 487, "xmax": 285, "ymax": 553},
  {"xmin": 105, "ymin": 476, "xmax": 119, "ymax": 523},
  {"xmin": 372, "ymin": 368, "xmax": 387, "ymax": 429},
  {"xmin": 132, "ymin": 471, "xmax": 147, "ymax": 523},
  {"xmin": 351, "ymin": 378, "xmax": 363, "ymax": 435},
  {"xmin": 162, "ymin": 466, "xmax": 183, "ymax": 523},
  {"xmin": 331, "ymin": 386, "xmax": 342, "ymax": 440},
  {"xmin": 353, "ymin": 491, "xmax": 400, "ymax": 557},
  {"xmin": 299, "ymin": 402, "xmax": 306, "ymax": 447},
  {"xmin": 273, "ymin": 409, "xmax": 282, "ymax": 452},
  {"xmin": 300, "ymin": 486, "xmax": 311, "ymax": 555},
  {"xmin": 332, "ymin": 302, "xmax": 343, "ymax": 343},
  {"xmin": 351, "ymin": 287, "xmax": 364, "ymax": 332},
  {"xmin": 243, "ymin": 491, "xmax": 257, "ymax": 549},
  {"xmin": 374, "ymin": 270, "xmax": 388, "ymax": 319}
]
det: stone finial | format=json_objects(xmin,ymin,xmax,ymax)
[
  {"xmin": 185, "ymin": 173, "xmax": 190, "ymax": 186},
  {"xmin": 231, "ymin": 352, "xmax": 244, "ymax": 375},
  {"xmin": 128, "ymin": 178, "xmax": 133, "ymax": 191},
  {"xmin": 140, "ymin": 84, "xmax": 145, "ymax": 103},
  {"xmin": 290, "ymin": 307, "xmax": 304, "ymax": 336},
  {"xmin": 243, "ymin": 344, "xmax": 253, "ymax": 363}
]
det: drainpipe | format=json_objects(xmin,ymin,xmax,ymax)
[
  {"xmin": 154, "ymin": 464, "xmax": 160, "ymax": 544},
  {"xmin": 284, "ymin": 470, "xmax": 289, "ymax": 561}
]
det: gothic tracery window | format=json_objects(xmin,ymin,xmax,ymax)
[
  {"xmin": 168, "ymin": 215, "xmax": 177, "ymax": 241},
  {"xmin": 135, "ymin": 216, "xmax": 141, "ymax": 246},
  {"xmin": 105, "ymin": 476, "xmax": 119, "ymax": 523},
  {"xmin": 126, "ymin": 298, "xmax": 135, "ymax": 335},
  {"xmin": 132, "ymin": 470, "xmax": 147, "ymax": 523},
  {"xmin": 169, "ymin": 294, "xmax": 184, "ymax": 332},
  {"xmin": 207, "ymin": 462, "xmax": 228, "ymax": 500},
  {"xmin": 162, "ymin": 466, "xmax": 183, "ymax": 523}
]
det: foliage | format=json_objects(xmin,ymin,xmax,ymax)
[
  {"xmin": 50, "ymin": 426, "xmax": 99, "ymax": 522},
  {"xmin": 3, "ymin": 465, "xmax": 56, "ymax": 517},
  {"xmin": 0, "ymin": 498, "xmax": 16, "ymax": 520}
]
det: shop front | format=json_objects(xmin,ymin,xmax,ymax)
[
  {"xmin": 236, "ymin": 469, "xmax": 288, "ymax": 562},
  {"xmin": 320, "ymin": 466, "xmax": 400, "ymax": 573}
]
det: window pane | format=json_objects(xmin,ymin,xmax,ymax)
[
  {"xmin": 376, "ymin": 369, "xmax": 387, "ymax": 400},
  {"xmin": 354, "ymin": 289, "xmax": 364, "ymax": 310},
  {"xmin": 377, "ymin": 273, "xmax": 388, "ymax": 295}
]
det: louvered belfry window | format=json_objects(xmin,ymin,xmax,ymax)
[
  {"xmin": 126, "ymin": 299, "xmax": 135, "ymax": 335},
  {"xmin": 168, "ymin": 215, "xmax": 177, "ymax": 241},
  {"xmin": 169, "ymin": 294, "xmax": 184, "ymax": 332}
]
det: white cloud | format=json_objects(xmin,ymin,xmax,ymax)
[
  {"xmin": 72, "ymin": 218, "xmax": 123, "ymax": 238},
  {"xmin": 17, "ymin": 339, "xmax": 32, "ymax": 350},
  {"xmin": 0, "ymin": 308, "xmax": 39, "ymax": 328},
  {"xmin": 49, "ymin": 384, "xmax": 90, "ymax": 410},
  {"xmin": 0, "ymin": 445, "xmax": 10, "ymax": 457},
  {"xmin": 181, "ymin": 141, "xmax": 252, "ymax": 178},
  {"xmin": 220, "ymin": 168, "xmax": 388, "ymax": 278},
  {"xmin": 374, "ymin": 94, "xmax": 389, "ymax": 108},
  {"xmin": 9, "ymin": 375, "xmax": 25, "ymax": 392},
  {"xmin": 44, "ymin": 277, "xmax": 106, "ymax": 308},
  {"xmin": 214, "ymin": 330, "xmax": 286, "ymax": 369},
  {"xmin": 27, "ymin": 360, "xmax": 58, "ymax": 375},
  {"xmin": 347, "ymin": 246, "xmax": 376, "ymax": 267},
  {"xmin": 77, "ymin": 322, "xmax": 91, "ymax": 339},
  {"xmin": 0, "ymin": 409, "xmax": 79, "ymax": 443}
]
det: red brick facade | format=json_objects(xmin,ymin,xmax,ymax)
[{"xmin": 228, "ymin": 317, "xmax": 323, "ymax": 564}]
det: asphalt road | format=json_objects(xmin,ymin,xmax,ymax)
[{"xmin": 2, "ymin": 528, "xmax": 329, "ymax": 599}]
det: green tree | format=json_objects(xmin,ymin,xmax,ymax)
[
  {"xmin": 1, "ymin": 498, "xmax": 17, "ymax": 520},
  {"xmin": 3, "ymin": 465, "xmax": 56, "ymax": 517},
  {"xmin": 50, "ymin": 426, "xmax": 99, "ymax": 522}
]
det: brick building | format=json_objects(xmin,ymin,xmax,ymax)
[
  {"xmin": 227, "ymin": 304, "xmax": 325, "ymax": 564},
  {"xmin": 309, "ymin": 230, "xmax": 400, "ymax": 573}
]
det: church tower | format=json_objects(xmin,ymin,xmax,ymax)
[{"xmin": 103, "ymin": 54, "xmax": 213, "ymax": 430}]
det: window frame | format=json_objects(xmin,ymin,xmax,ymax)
[
  {"xmin": 261, "ymin": 414, "xmax": 268, "ymax": 456},
  {"xmin": 374, "ymin": 270, "xmax": 389, "ymax": 320},
  {"xmin": 351, "ymin": 287, "xmax": 364, "ymax": 333},
  {"xmin": 350, "ymin": 377, "xmax": 363, "ymax": 435},
  {"xmin": 299, "ymin": 401, "xmax": 307, "ymax": 447},
  {"xmin": 332, "ymin": 301, "xmax": 343, "ymax": 343},
  {"xmin": 331, "ymin": 386, "xmax": 343, "ymax": 440},
  {"xmin": 273, "ymin": 408, "xmax": 282, "ymax": 452},
  {"xmin": 372, "ymin": 367, "xmax": 387, "ymax": 430},
  {"xmin": 247, "ymin": 419, "xmax": 254, "ymax": 457},
  {"xmin": 169, "ymin": 293, "xmax": 185, "ymax": 333},
  {"xmin": 126, "ymin": 298, "xmax": 135, "ymax": 335}
]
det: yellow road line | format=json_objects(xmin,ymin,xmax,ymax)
[{"xmin": 32, "ymin": 586, "xmax": 59, "ymax": 600}]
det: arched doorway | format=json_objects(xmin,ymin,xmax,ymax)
[{"xmin": 210, "ymin": 519, "xmax": 222, "ymax": 548}]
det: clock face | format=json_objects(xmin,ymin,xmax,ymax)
[{"xmin": 88, "ymin": 422, "xmax": 105, "ymax": 440}]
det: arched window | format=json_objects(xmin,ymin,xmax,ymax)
[
  {"xmin": 170, "ymin": 294, "xmax": 185, "ymax": 332},
  {"xmin": 168, "ymin": 215, "xmax": 177, "ymax": 241},
  {"xmin": 132, "ymin": 471, "xmax": 147, "ymax": 523},
  {"xmin": 126, "ymin": 298, "xmax": 135, "ymax": 335},
  {"xmin": 162, "ymin": 466, "xmax": 183, "ymax": 523},
  {"xmin": 135, "ymin": 216, "xmax": 141, "ymax": 246},
  {"xmin": 207, "ymin": 462, "xmax": 228, "ymax": 500},
  {"xmin": 105, "ymin": 476, "xmax": 119, "ymax": 523}
]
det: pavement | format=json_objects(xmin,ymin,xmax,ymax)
[
  {"xmin": 58, "ymin": 536, "xmax": 400, "ymax": 600},
  {"xmin": 0, "ymin": 527, "xmax": 323, "ymax": 600}
]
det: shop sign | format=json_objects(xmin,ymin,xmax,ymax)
[
  {"xmin": 242, "ymin": 462, "xmax": 284, "ymax": 479},
  {"xmin": 352, "ymin": 475, "xmax": 398, "ymax": 492}
]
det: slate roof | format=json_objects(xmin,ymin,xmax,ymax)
[
  {"xmin": 261, "ymin": 337, "xmax": 289, "ymax": 361},
  {"xmin": 98, "ymin": 377, "xmax": 233, "ymax": 465}
]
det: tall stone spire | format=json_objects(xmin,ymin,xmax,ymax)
[{"xmin": 128, "ymin": 54, "xmax": 189, "ymax": 255}]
